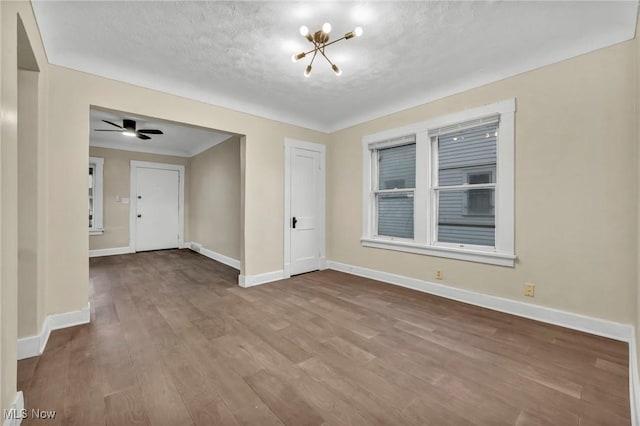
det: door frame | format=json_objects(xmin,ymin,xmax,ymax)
[
  {"xmin": 283, "ymin": 138, "xmax": 326, "ymax": 278},
  {"xmin": 129, "ymin": 160, "xmax": 185, "ymax": 252}
]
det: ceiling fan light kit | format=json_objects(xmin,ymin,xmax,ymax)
[
  {"xmin": 292, "ymin": 22, "xmax": 362, "ymax": 77},
  {"xmin": 94, "ymin": 119, "xmax": 164, "ymax": 140}
]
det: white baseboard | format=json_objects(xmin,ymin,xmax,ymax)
[
  {"xmin": 239, "ymin": 270, "xmax": 285, "ymax": 288},
  {"xmin": 2, "ymin": 391, "xmax": 24, "ymax": 426},
  {"xmin": 188, "ymin": 240, "xmax": 280, "ymax": 287},
  {"xmin": 17, "ymin": 303, "xmax": 91, "ymax": 360},
  {"xmin": 88, "ymin": 247, "xmax": 132, "ymax": 258},
  {"xmin": 630, "ymin": 332, "xmax": 640, "ymax": 426},
  {"xmin": 16, "ymin": 335, "xmax": 39, "ymax": 361},
  {"xmin": 188, "ymin": 242, "xmax": 240, "ymax": 270},
  {"xmin": 326, "ymin": 261, "xmax": 633, "ymax": 342}
]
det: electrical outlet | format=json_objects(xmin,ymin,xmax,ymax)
[
  {"xmin": 435, "ymin": 269, "xmax": 443, "ymax": 280},
  {"xmin": 524, "ymin": 283, "xmax": 535, "ymax": 297}
]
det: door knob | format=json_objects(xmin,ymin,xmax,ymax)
[
  {"xmin": 137, "ymin": 214, "xmax": 142, "ymax": 218},
  {"xmin": 292, "ymin": 217, "xmax": 297, "ymax": 228}
]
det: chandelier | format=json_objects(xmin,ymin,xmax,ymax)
[{"xmin": 292, "ymin": 23, "xmax": 363, "ymax": 77}]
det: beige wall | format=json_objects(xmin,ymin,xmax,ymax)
[
  {"xmin": 239, "ymin": 136, "xmax": 246, "ymax": 270},
  {"xmin": 47, "ymin": 62, "xmax": 326, "ymax": 306},
  {"xmin": 18, "ymin": 69, "xmax": 39, "ymax": 338},
  {"xmin": 188, "ymin": 135, "xmax": 241, "ymax": 260},
  {"xmin": 88, "ymin": 147, "xmax": 190, "ymax": 251},
  {"xmin": 1, "ymin": 0, "xmax": 49, "ymax": 413},
  {"xmin": 327, "ymin": 41, "xmax": 637, "ymax": 324},
  {"xmin": 635, "ymin": 16, "xmax": 640, "ymax": 380}
]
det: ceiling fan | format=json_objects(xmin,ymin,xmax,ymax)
[{"xmin": 94, "ymin": 119, "xmax": 163, "ymax": 140}]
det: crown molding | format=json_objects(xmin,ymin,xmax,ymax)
[{"xmin": 324, "ymin": 33, "xmax": 636, "ymax": 133}]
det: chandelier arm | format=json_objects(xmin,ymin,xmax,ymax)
[
  {"xmin": 296, "ymin": 26, "xmax": 357, "ymax": 76},
  {"xmin": 319, "ymin": 35, "xmax": 348, "ymax": 49},
  {"xmin": 317, "ymin": 46, "xmax": 335, "ymax": 67},
  {"xmin": 301, "ymin": 34, "xmax": 347, "ymax": 56},
  {"xmin": 303, "ymin": 40, "xmax": 323, "ymax": 56},
  {"xmin": 309, "ymin": 49, "xmax": 318, "ymax": 66}
]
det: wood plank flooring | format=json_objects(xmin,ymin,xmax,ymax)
[{"xmin": 17, "ymin": 249, "xmax": 630, "ymax": 425}]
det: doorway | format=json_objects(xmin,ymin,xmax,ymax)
[
  {"xmin": 130, "ymin": 161, "xmax": 185, "ymax": 252},
  {"xmin": 283, "ymin": 139, "xmax": 326, "ymax": 277}
]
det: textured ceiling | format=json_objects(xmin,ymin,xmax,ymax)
[
  {"xmin": 90, "ymin": 108, "xmax": 233, "ymax": 157},
  {"xmin": 34, "ymin": 1, "xmax": 638, "ymax": 132}
]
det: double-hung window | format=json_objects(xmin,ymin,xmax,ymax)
[
  {"xmin": 432, "ymin": 118, "xmax": 498, "ymax": 248},
  {"xmin": 372, "ymin": 137, "xmax": 416, "ymax": 239},
  {"xmin": 362, "ymin": 99, "xmax": 516, "ymax": 267}
]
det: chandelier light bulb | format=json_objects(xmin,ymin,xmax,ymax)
[
  {"xmin": 332, "ymin": 64, "xmax": 342, "ymax": 76},
  {"xmin": 322, "ymin": 22, "xmax": 332, "ymax": 34},
  {"xmin": 354, "ymin": 26, "xmax": 363, "ymax": 37},
  {"xmin": 299, "ymin": 25, "xmax": 309, "ymax": 36},
  {"xmin": 304, "ymin": 65, "xmax": 312, "ymax": 77},
  {"xmin": 292, "ymin": 52, "xmax": 306, "ymax": 62}
]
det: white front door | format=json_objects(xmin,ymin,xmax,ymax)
[
  {"xmin": 134, "ymin": 167, "xmax": 180, "ymax": 251},
  {"xmin": 290, "ymin": 147, "xmax": 322, "ymax": 275}
]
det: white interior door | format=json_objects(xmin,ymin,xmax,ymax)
[
  {"xmin": 134, "ymin": 167, "xmax": 180, "ymax": 251},
  {"xmin": 290, "ymin": 147, "xmax": 321, "ymax": 275}
]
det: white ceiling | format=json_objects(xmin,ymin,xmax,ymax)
[
  {"xmin": 90, "ymin": 108, "xmax": 233, "ymax": 157},
  {"xmin": 34, "ymin": 1, "xmax": 638, "ymax": 133}
]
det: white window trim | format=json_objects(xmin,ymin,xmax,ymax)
[
  {"xmin": 89, "ymin": 156, "xmax": 104, "ymax": 236},
  {"xmin": 361, "ymin": 98, "xmax": 516, "ymax": 267}
]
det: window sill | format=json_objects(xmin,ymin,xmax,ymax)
[
  {"xmin": 361, "ymin": 238, "xmax": 515, "ymax": 267},
  {"xmin": 89, "ymin": 229, "xmax": 104, "ymax": 236}
]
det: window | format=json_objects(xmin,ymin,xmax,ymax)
[
  {"xmin": 89, "ymin": 157, "xmax": 104, "ymax": 235},
  {"xmin": 433, "ymin": 120, "xmax": 497, "ymax": 247},
  {"xmin": 362, "ymin": 99, "xmax": 516, "ymax": 267},
  {"xmin": 374, "ymin": 140, "xmax": 416, "ymax": 239},
  {"xmin": 464, "ymin": 170, "xmax": 494, "ymax": 216}
]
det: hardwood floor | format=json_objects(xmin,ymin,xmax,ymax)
[{"xmin": 18, "ymin": 249, "xmax": 630, "ymax": 425}]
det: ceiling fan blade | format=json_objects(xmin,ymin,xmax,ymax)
[
  {"xmin": 94, "ymin": 129, "xmax": 123, "ymax": 132},
  {"xmin": 136, "ymin": 133, "xmax": 152, "ymax": 140},
  {"xmin": 102, "ymin": 120, "xmax": 123, "ymax": 129},
  {"xmin": 138, "ymin": 129, "xmax": 163, "ymax": 135}
]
